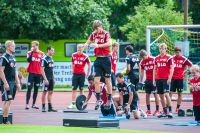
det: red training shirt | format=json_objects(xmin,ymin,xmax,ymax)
[
  {"xmin": 155, "ymin": 54, "xmax": 173, "ymax": 79},
  {"xmin": 190, "ymin": 76, "xmax": 200, "ymax": 106},
  {"xmin": 111, "ymin": 50, "xmax": 117, "ymax": 74},
  {"xmin": 89, "ymin": 30, "xmax": 111, "ymax": 57},
  {"xmin": 27, "ymin": 50, "xmax": 44, "ymax": 74},
  {"xmin": 140, "ymin": 56, "xmax": 155, "ymax": 80},
  {"xmin": 72, "ymin": 52, "xmax": 90, "ymax": 74},
  {"xmin": 172, "ymin": 55, "xmax": 192, "ymax": 79}
]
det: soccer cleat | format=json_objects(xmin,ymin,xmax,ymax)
[
  {"xmin": 153, "ymin": 110, "xmax": 159, "ymax": 116},
  {"xmin": 32, "ymin": 105, "xmax": 39, "ymax": 109},
  {"xmin": 157, "ymin": 112, "xmax": 167, "ymax": 118},
  {"xmin": 167, "ymin": 112, "xmax": 173, "ymax": 118},
  {"xmin": 104, "ymin": 100, "xmax": 112, "ymax": 110},
  {"xmin": 42, "ymin": 107, "xmax": 46, "ymax": 112},
  {"xmin": 140, "ymin": 109, "xmax": 148, "ymax": 119},
  {"xmin": 146, "ymin": 110, "xmax": 152, "ymax": 115},
  {"xmin": 94, "ymin": 101, "xmax": 101, "ymax": 110},
  {"xmin": 67, "ymin": 103, "xmax": 76, "ymax": 109},
  {"xmin": 48, "ymin": 108, "xmax": 57, "ymax": 112}
]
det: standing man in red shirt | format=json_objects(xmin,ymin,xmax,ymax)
[
  {"xmin": 68, "ymin": 44, "xmax": 91, "ymax": 109},
  {"xmin": 189, "ymin": 65, "xmax": 200, "ymax": 124},
  {"xmin": 170, "ymin": 47, "xmax": 192, "ymax": 112},
  {"xmin": 139, "ymin": 50, "xmax": 159, "ymax": 116},
  {"xmin": 84, "ymin": 20, "xmax": 112, "ymax": 110},
  {"xmin": 153, "ymin": 43, "xmax": 174, "ymax": 117},
  {"xmin": 111, "ymin": 42, "xmax": 119, "ymax": 95},
  {"xmin": 26, "ymin": 41, "xmax": 44, "ymax": 110}
]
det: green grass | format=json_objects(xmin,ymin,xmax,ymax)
[{"xmin": 0, "ymin": 125, "xmax": 173, "ymax": 133}]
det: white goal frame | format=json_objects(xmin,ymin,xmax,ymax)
[{"xmin": 146, "ymin": 25, "xmax": 200, "ymax": 54}]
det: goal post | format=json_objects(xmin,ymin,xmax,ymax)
[{"xmin": 146, "ymin": 25, "xmax": 200, "ymax": 64}]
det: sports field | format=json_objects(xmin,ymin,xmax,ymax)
[{"xmin": 0, "ymin": 91, "xmax": 198, "ymax": 133}]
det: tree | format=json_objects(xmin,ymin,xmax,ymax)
[
  {"xmin": 120, "ymin": 0, "xmax": 192, "ymax": 48},
  {"xmin": 0, "ymin": 0, "xmax": 111, "ymax": 40}
]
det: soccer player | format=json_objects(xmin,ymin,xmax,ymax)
[
  {"xmin": 153, "ymin": 43, "xmax": 174, "ymax": 117},
  {"xmin": 139, "ymin": 49, "xmax": 159, "ymax": 116},
  {"xmin": 0, "ymin": 40, "xmax": 21, "ymax": 124},
  {"xmin": 189, "ymin": 65, "xmax": 200, "ymax": 124},
  {"xmin": 170, "ymin": 47, "xmax": 192, "ymax": 112},
  {"xmin": 41, "ymin": 46, "xmax": 57, "ymax": 112},
  {"xmin": 115, "ymin": 73, "xmax": 140, "ymax": 119},
  {"xmin": 125, "ymin": 45, "xmax": 140, "ymax": 91},
  {"xmin": 26, "ymin": 41, "xmax": 44, "ymax": 110},
  {"xmin": 68, "ymin": 44, "xmax": 91, "ymax": 109},
  {"xmin": 111, "ymin": 42, "xmax": 119, "ymax": 95},
  {"xmin": 84, "ymin": 20, "xmax": 112, "ymax": 110},
  {"xmin": 83, "ymin": 75, "xmax": 107, "ymax": 110}
]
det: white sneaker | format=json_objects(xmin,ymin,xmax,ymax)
[{"xmin": 67, "ymin": 104, "xmax": 76, "ymax": 109}]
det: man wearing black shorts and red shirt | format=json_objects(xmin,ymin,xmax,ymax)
[
  {"xmin": 139, "ymin": 49, "xmax": 159, "ymax": 116},
  {"xmin": 170, "ymin": 47, "xmax": 192, "ymax": 112},
  {"xmin": 111, "ymin": 42, "xmax": 119, "ymax": 95},
  {"xmin": 153, "ymin": 43, "xmax": 174, "ymax": 117},
  {"xmin": 26, "ymin": 41, "xmax": 44, "ymax": 110},
  {"xmin": 41, "ymin": 46, "xmax": 57, "ymax": 112},
  {"xmin": 125, "ymin": 45, "xmax": 140, "ymax": 91},
  {"xmin": 68, "ymin": 44, "xmax": 91, "ymax": 109},
  {"xmin": 0, "ymin": 40, "xmax": 21, "ymax": 124},
  {"xmin": 85, "ymin": 20, "xmax": 112, "ymax": 110}
]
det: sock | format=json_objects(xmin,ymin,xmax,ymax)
[
  {"xmin": 108, "ymin": 94, "xmax": 112, "ymax": 100},
  {"xmin": 96, "ymin": 93, "xmax": 100, "ymax": 101},
  {"xmin": 3, "ymin": 117, "xmax": 8, "ymax": 123},
  {"xmin": 72, "ymin": 101, "xmax": 75, "ymax": 105},
  {"xmin": 176, "ymin": 104, "xmax": 180, "ymax": 109},
  {"xmin": 163, "ymin": 107, "xmax": 168, "ymax": 114},
  {"xmin": 156, "ymin": 105, "xmax": 159, "ymax": 111},
  {"xmin": 42, "ymin": 104, "xmax": 45, "ymax": 108},
  {"xmin": 147, "ymin": 105, "xmax": 150, "ymax": 110},
  {"xmin": 48, "ymin": 103, "xmax": 52, "ymax": 109},
  {"xmin": 168, "ymin": 106, "xmax": 172, "ymax": 112}
]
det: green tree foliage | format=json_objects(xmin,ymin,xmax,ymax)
[
  {"xmin": 120, "ymin": 0, "xmax": 192, "ymax": 48},
  {"xmin": 0, "ymin": 0, "xmax": 111, "ymax": 40}
]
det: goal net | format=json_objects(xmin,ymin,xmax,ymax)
[
  {"xmin": 146, "ymin": 25, "xmax": 200, "ymax": 93},
  {"xmin": 146, "ymin": 25, "xmax": 200, "ymax": 64}
]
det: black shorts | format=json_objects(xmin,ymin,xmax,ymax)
[
  {"xmin": 42, "ymin": 79, "xmax": 54, "ymax": 91},
  {"xmin": 127, "ymin": 75, "xmax": 139, "ymax": 91},
  {"xmin": 193, "ymin": 106, "xmax": 200, "ymax": 121},
  {"xmin": 156, "ymin": 79, "xmax": 170, "ymax": 94},
  {"xmin": 123, "ymin": 92, "xmax": 139, "ymax": 111},
  {"xmin": 28, "ymin": 73, "xmax": 41, "ymax": 86},
  {"xmin": 72, "ymin": 74, "xmax": 85, "ymax": 90},
  {"xmin": 94, "ymin": 57, "xmax": 111, "ymax": 77},
  {"xmin": 144, "ymin": 80, "xmax": 157, "ymax": 94},
  {"xmin": 1, "ymin": 81, "xmax": 16, "ymax": 101},
  {"xmin": 170, "ymin": 79, "xmax": 183, "ymax": 93},
  {"xmin": 111, "ymin": 73, "xmax": 116, "ymax": 89}
]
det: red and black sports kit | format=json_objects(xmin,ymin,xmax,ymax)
[
  {"xmin": 89, "ymin": 30, "xmax": 111, "ymax": 77},
  {"xmin": 111, "ymin": 50, "xmax": 117, "ymax": 89},
  {"xmin": 190, "ymin": 76, "xmax": 200, "ymax": 122},
  {"xmin": 72, "ymin": 52, "xmax": 90, "ymax": 90},
  {"xmin": 140, "ymin": 56, "xmax": 156, "ymax": 94},
  {"xmin": 171, "ymin": 55, "xmax": 192, "ymax": 93},
  {"xmin": 155, "ymin": 54, "xmax": 173, "ymax": 94},
  {"xmin": 26, "ymin": 50, "xmax": 44, "ymax": 106}
]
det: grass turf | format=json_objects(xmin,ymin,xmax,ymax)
[{"xmin": 0, "ymin": 125, "xmax": 173, "ymax": 133}]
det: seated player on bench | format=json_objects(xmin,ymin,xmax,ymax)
[
  {"xmin": 115, "ymin": 73, "xmax": 147, "ymax": 119},
  {"xmin": 83, "ymin": 75, "xmax": 116, "ymax": 116}
]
